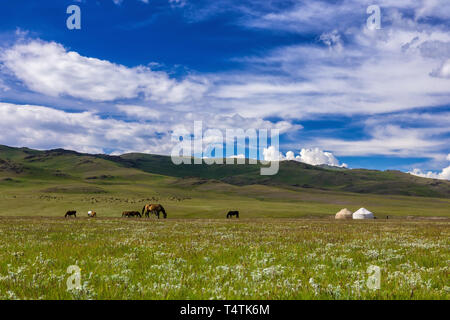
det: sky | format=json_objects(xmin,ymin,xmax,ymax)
[{"xmin": 0, "ymin": 0, "xmax": 449, "ymax": 178}]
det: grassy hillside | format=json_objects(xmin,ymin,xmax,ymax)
[
  {"xmin": 110, "ymin": 152, "xmax": 450, "ymax": 198},
  {"xmin": 0, "ymin": 145, "xmax": 449, "ymax": 218}
]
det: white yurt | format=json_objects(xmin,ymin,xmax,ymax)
[
  {"xmin": 352, "ymin": 207, "xmax": 374, "ymax": 219},
  {"xmin": 335, "ymin": 208, "xmax": 353, "ymax": 219}
]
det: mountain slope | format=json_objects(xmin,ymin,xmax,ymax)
[
  {"xmin": 109, "ymin": 152, "xmax": 450, "ymax": 198},
  {"xmin": 1, "ymin": 145, "xmax": 450, "ymax": 198}
]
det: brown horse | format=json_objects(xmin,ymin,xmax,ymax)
[
  {"xmin": 142, "ymin": 204, "xmax": 167, "ymax": 219},
  {"xmin": 65, "ymin": 210, "xmax": 77, "ymax": 218},
  {"xmin": 122, "ymin": 211, "xmax": 141, "ymax": 218}
]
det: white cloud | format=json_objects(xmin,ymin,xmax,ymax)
[
  {"xmin": 297, "ymin": 148, "xmax": 346, "ymax": 167},
  {"xmin": 263, "ymin": 147, "xmax": 347, "ymax": 168},
  {"xmin": 409, "ymin": 153, "xmax": 450, "ymax": 180},
  {"xmin": 218, "ymin": 2, "xmax": 450, "ymax": 121},
  {"xmin": 1, "ymin": 40, "xmax": 207, "ymax": 103},
  {"xmin": 243, "ymin": 0, "xmax": 450, "ymax": 33},
  {"xmin": 282, "ymin": 148, "xmax": 347, "ymax": 167},
  {"xmin": 262, "ymin": 146, "xmax": 283, "ymax": 161},
  {"xmin": 315, "ymin": 124, "xmax": 448, "ymax": 158},
  {"xmin": 0, "ymin": 102, "xmax": 299, "ymax": 159},
  {"xmin": 285, "ymin": 150, "xmax": 295, "ymax": 160},
  {"xmin": 409, "ymin": 166, "xmax": 450, "ymax": 180},
  {"xmin": 319, "ymin": 30, "xmax": 343, "ymax": 52},
  {"xmin": 430, "ymin": 59, "xmax": 450, "ymax": 78},
  {"xmin": 0, "ymin": 102, "xmax": 172, "ymax": 155},
  {"xmin": 116, "ymin": 104, "xmax": 162, "ymax": 120}
]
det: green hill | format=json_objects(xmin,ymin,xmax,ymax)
[
  {"xmin": 0, "ymin": 144, "xmax": 449, "ymax": 218},
  {"xmin": 105, "ymin": 152, "xmax": 450, "ymax": 198}
]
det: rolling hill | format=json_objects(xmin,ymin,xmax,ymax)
[
  {"xmin": 1, "ymin": 144, "xmax": 450, "ymax": 198},
  {"xmin": 108, "ymin": 152, "xmax": 450, "ymax": 198},
  {"xmin": 0, "ymin": 144, "xmax": 449, "ymax": 218}
]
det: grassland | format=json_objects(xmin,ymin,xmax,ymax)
[
  {"xmin": 1, "ymin": 144, "xmax": 449, "ymax": 219},
  {"xmin": 0, "ymin": 217, "xmax": 448, "ymax": 299},
  {"xmin": 0, "ymin": 145, "xmax": 449, "ymax": 300}
]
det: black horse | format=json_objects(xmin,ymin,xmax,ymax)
[
  {"xmin": 65, "ymin": 210, "xmax": 77, "ymax": 218},
  {"xmin": 227, "ymin": 211, "xmax": 239, "ymax": 219}
]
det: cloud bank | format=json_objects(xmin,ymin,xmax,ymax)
[
  {"xmin": 1, "ymin": 40, "xmax": 207, "ymax": 103},
  {"xmin": 263, "ymin": 147, "xmax": 347, "ymax": 168},
  {"xmin": 409, "ymin": 154, "xmax": 450, "ymax": 180}
]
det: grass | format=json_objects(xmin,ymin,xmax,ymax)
[
  {"xmin": 0, "ymin": 217, "xmax": 448, "ymax": 299},
  {"xmin": 0, "ymin": 145, "xmax": 449, "ymax": 300},
  {"xmin": 1, "ymin": 183, "xmax": 450, "ymax": 218}
]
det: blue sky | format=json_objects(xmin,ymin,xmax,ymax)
[{"xmin": 0, "ymin": 0, "xmax": 449, "ymax": 178}]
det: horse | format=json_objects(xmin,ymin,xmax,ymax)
[
  {"xmin": 88, "ymin": 211, "xmax": 96, "ymax": 218},
  {"xmin": 142, "ymin": 204, "xmax": 167, "ymax": 219},
  {"xmin": 227, "ymin": 210, "xmax": 239, "ymax": 219},
  {"xmin": 122, "ymin": 211, "xmax": 141, "ymax": 218},
  {"xmin": 65, "ymin": 210, "xmax": 77, "ymax": 218}
]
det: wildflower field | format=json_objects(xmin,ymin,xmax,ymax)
[{"xmin": 0, "ymin": 217, "xmax": 448, "ymax": 300}]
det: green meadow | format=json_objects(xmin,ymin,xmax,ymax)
[
  {"xmin": 0, "ymin": 217, "xmax": 448, "ymax": 299},
  {"xmin": 0, "ymin": 145, "xmax": 449, "ymax": 299}
]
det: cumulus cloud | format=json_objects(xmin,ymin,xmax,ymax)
[
  {"xmin": 262, "ymin": 146, "xmax": 283, "ymax": 161},
  {"xmin": 0, "ymin": 102, "xmax": 299, "ymax": 158},
  {"xmin": 282, "ymin": 148, "xmax": 347, "ymax": 167},
  {"xmin": 285, "ymin": 150, "xmax": 295, "ymax": 160},
  {"xmin": 262, "ymin": 147, "xmax": 347, "ymax": 167},
  {"xmin": 296, "ymin": 148, "xmax": 347, "ymax": 167},
  {"xmin": 409, "ymin": 154, "xmax": 450, "ymax": 180},
  {"xmin": 1, "ymin": 40, "xmax": 207, "ymax": 103},
  {"xmin": 0, "ymin": 102, "xmax": 172, "ymax": 155},
  {"xmin": 409, "ymin": 167, "xmax": 450, "ymax": 180}
]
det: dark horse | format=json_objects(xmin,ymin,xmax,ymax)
[
  {"xmin": 122, "ymin": 211, "xmax": 141, "ymax": 218},
  {"xmin": 142, "ymin": 204, "xmax": 167, "ymax": 219},
  {"xmin": 65, "ymin": 210, "xmax": 77, "ymax": 218},
  {"xmin": 227, "ymin": 211, "xmax": 239, "ymax": 219}
]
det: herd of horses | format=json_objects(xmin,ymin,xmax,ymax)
[{"xmin": 65, "ymin": 205, "xmax": 240, "ymax": 219}]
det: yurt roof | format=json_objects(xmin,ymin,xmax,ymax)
[{"xmin": 353, "ymin": 207, "xmax": 374, "ymax": 219}]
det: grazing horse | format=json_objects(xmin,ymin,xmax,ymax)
[
  {"xmin": 142, "ymin": 204, "xmax": 167, "ymax": 219},
  {"xmin": 65, "ymin": 210, "xmax": 77, "ymax": 218},
  {"xmin": 227, "ymin": 211, "xmax": 239, "ymax": 219},
  {"xmin": 88, "ymin": 211, "xmax": 97, "ymax": 218},
  {"xmin": 122, "ymin": 211, "xmax": 141, "ymax": 218}
]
